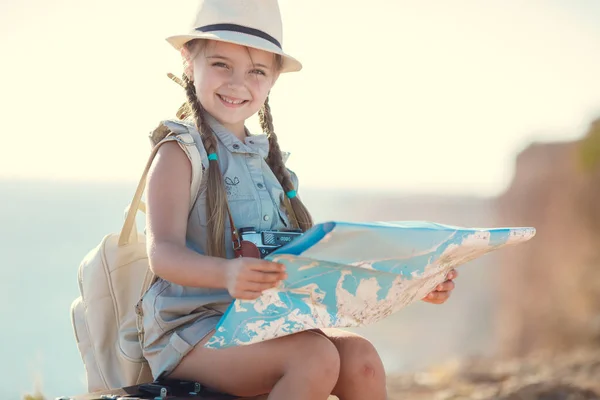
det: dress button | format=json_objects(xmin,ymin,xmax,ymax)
[
  {"xmin": 249, "ymin": 140, "xmax": 255, "ymax": 144},
  {"xmin": 263, "ymin": 215, "xmax": 270, "ymax": 221},
  {"xmin": 233, "ymin": 144, "xmax": 240, "ymax": 149},
  {"xmin": 257, "ymin": 183, "xmax": 264, "ymax": 189}
]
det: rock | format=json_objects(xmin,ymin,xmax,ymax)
[{"xmin": 493, "ymin": 118, "xmax": 600, "ymax": 357}]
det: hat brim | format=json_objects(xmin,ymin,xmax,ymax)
[{"xmin": 166, "ymin": 30, "xmax": 302, "ymax": 73}]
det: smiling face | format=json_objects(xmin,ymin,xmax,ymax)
[{"xmin": 183, "ymin": 40, "xmax": 281, "ymax": 136}]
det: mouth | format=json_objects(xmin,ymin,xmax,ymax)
[{"xmin": 217, "ymin": 94, "xmax": 249, "ymax": 108}]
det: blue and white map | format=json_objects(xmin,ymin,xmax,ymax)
[{"xmin": 205, "ymin": 221, "xmax": 535, "ymax": 349}]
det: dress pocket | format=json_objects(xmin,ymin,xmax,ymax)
[
  {"xmin": 153, "ymin": 283, "xmax": 223, "ymax": 333},
  {"xmin": 194, "ymin": 190, "xmax": 258, "ymax": 227},
  {"xmin": 141, "ymin": 279, "xmax": 170, "ymax": 346},
  {"xmin": 223, "ymin": 175, "xmax": 255, "ymax": 201}
]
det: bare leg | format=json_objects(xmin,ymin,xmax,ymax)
[
  {"xmin": 322, "ymin": 329, "xmax": 387, "ymax": 400},
  {"xmin": 168, "ymin": 330, "xmax": 340, "ymax": 400}
]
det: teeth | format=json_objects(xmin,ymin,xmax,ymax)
[{"xmin": 220, "ymin": 95, "xmax": 244, "ymax": 105}]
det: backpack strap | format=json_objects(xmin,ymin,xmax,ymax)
[{"xmin": 118, "ymin": 133, "xmax": 203, "ymax": 247}]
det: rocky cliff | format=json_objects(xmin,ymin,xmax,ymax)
[{"xmin": 494, "ymin": 119, "xmax": 600, "ymax": 357}]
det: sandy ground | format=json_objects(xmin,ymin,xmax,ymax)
[{"xmin": 386, "ymin": 347, "xmax": 600, "ymax": 399}]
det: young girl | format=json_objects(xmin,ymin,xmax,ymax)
[{"xmin": 142, "ymin": 1, "xmax": 458, "ymax": 399}]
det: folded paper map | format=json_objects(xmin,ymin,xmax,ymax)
[{"xmin": 205, "ymin": 221, "xmax": 536, "ymax": 349}]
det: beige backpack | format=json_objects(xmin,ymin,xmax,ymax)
[{"xmin": 70, "ymin": 126, "xmax": 203, "ymax": 392}]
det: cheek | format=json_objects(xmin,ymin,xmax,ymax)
[
  {"xmin": 194, "ymin": 72, "xmax": 220, "ymax": 100},
  {"xmin": 194, "ymin": 81, "xmax": 210, "ymax": 103},
  {"xmin": 247, "ymin": 77, "xmax": 273, "ymax": 100}
]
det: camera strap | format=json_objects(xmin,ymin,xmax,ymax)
[
  {"xmin": 224, "ymin": 200, "xmax": 241, "ymax": 252},
  {"xmin": 223, "ymin": 199, "xmax": 262, "ymax": 259}
]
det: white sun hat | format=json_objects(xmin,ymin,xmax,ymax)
[{"xmin": 166, "ymin": 0, "xmax": 302, "ymax": 73}]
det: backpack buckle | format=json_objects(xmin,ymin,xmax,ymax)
[{"xmin": 135, "ymin": 300, "xmax": 145, "ymax": 344}]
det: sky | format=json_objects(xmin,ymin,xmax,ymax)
[{"xmin": 1, "ymin": 0, "xmax": 599, "ymax": 197}]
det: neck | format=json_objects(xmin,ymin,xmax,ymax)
[{"xmin": 202, "ymin": 112, "xmax": 249, "ymax": 141}]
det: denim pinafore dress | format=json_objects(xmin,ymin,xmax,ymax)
[{"xmin": 141, "ymin": 114, "xmax": 299, "ymax": 379}]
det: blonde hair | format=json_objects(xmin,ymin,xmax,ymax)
[{"xmin": 153, "ymin": 39, "xmax": 313, "ymax": 258}]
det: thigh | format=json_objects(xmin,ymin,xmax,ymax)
[{"xmin": 168, "ymin": 329, "xmax": 339, "ymax": 397}]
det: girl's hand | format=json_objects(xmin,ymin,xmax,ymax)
[
  {"xmin": 422, "ymin": 269, "xmax": 458, "ymax": 305},
  {"xmin": 224, "ymin": 258, "xmax": 288, "ymax": 300}
]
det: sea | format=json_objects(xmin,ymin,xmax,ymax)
[{"xmin": 0, "ymin": 179, "xmax": 500, "ymax": 399}]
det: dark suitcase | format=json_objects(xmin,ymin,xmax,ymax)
[{"xmin": 60, "ymin": 379, "xmax": 255, "ymax": 400}]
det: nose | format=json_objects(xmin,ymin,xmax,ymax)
[{"xmin": 227, "ymin": 70, "xmax": 245, "ymax": 89}]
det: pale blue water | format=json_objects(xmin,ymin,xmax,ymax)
[
  {"xmin": 0, "ymin": 180, "xmax": 141, "ymax": 399},
  {"xmin": 0, "ymin": 179, "xmax": 498, "ymax": 399}
]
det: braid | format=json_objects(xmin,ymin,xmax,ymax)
[
  {"xmin": 259, "ymin": 96, "xmax": 314, "ymax": 231},
  {"xmin": 183, "ymin": 74, "xmax": 229, "ymax": 258}
]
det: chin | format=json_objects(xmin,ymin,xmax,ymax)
[
  {"xmin": 206, "ymin": 109, "xmax": 246, "ymax": 127},
  {"xmin": 212, "ymin": 105, "xmax": 260, "ymax": 124}
]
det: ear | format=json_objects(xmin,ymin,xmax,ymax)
[{"xmin": 180, "ymin": 46, "xmax": 194, "ymax": 81}]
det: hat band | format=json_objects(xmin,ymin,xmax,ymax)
[{"xmin": 195, "ymin": 23, "xmax": 282, "ymax": 49}]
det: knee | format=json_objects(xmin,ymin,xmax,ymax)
[{"xmin": 340, "ymin": 337, "xmax": 385, "ymax": 385}]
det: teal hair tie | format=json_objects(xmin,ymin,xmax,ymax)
[
  {"xmin": 286, "ymin": 190, "xmax": 297, "ymax": 199},
  {"xmin": 207, "ymin": 153, "xmax": 218, "ymax": 161}
]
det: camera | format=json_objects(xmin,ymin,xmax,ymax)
[{"xmin": 238, "ymin": 227, "xmax": 303, "ymax": 258}]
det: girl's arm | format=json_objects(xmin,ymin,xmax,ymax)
[
  {"xmin": 145, "ymin": 141, "xmax": 286, "ymax": 298},
  {"xmin": 145, "ymin": 141, "xmax": 228, "ymax": 288}
]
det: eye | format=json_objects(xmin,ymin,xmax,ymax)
[
  {"xmin": 212, "ymin": 62, "xmax": 229, "ymax": 69},
  {"xmin": 250, "ymin": 69, "xmax": 267, "ymax": 76}
]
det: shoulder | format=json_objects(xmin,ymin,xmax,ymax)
[
  {"xmin": 149, "ymin": 118, "xmax": 210, "ymax": 170},
  {"xmin": 150, "ymin": 141, "xmax": 192, "ymax": 177},
  {"xmin": 149, "ymin": 118, "xmax": 197, "ymax": 145},
  {"xmin": 147, "ymin": 118, "xmax": 198, "ymax": 181},
  {"xmin": 162, "ymin": 118, "xmax": 197, "ymax": 135},
  {"xmin": 280, "ymin": 151, "xmax": 300, "ymax": 190}
]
